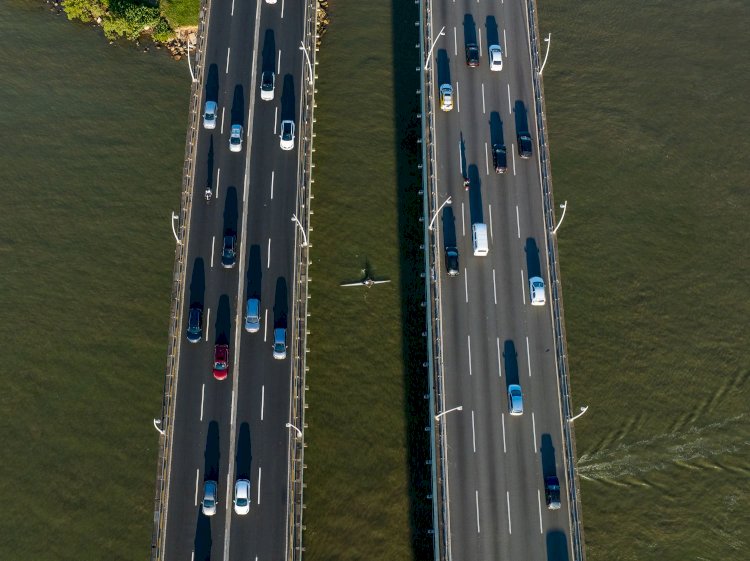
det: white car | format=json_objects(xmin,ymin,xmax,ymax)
[
  {"xmin": 229, "ymin": 124, "xmax": 243, "ymax": 153},
  {"xmin": 439, "ymin": 84, "xmax": 453, "ymax": 111},
  {"xmin": 265, "ymin": 0, "xmax": 277, "ymax": 4},
  {"xmin": 233, "ymin": 479, "xmax": 251, "ymax": 515},
  {"xmin": 529, "ymin": 276, "xmax": 546, "ymax": 306},
  {"xmin": 488, "ymin": 44, "xmax": 503, "ymax": 71},
  {"xmin": 260, "ymin": 71, "xmax": 275, "ymax": 101},
  {"xmin": 203, "ymin": 101, "xmax": 217, "ymax": 129},
  {"xmin": 201, "ymin": 480, "xmax": 217, "ymax": 516},
  {"xmin": 280, "ymin": 120, "xmax": 295, "ymax": 151}
]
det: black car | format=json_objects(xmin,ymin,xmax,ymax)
[
  {"xmin": 186, "ymin": 305, "xmax": 203, "ymax": 343},
  {"xmin": 221, "ymin": 234, "xmax": 237, "ymax": 269},
  {"xmin": 492, "ymin": 144, "xmax": 507, "ymax": 174},
  {"xmin": 445, "ymin": 246, "xmax": 459, "ymax": 277},
  {"xmin": 517, "ymin": 132, "xmax": 533, "ymax": 159},
  {"xmin": 544, "ymin": 476, "xmax": 561, "ymax": 510},
  {"xmin": 465, "ymin": 43, "xmax": 479, "ymax": 67}
]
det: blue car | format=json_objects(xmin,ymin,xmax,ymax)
[{"xmin": 186, "ymin": 305, "xmax": 203, "ymax": 343}]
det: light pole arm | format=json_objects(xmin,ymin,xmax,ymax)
[
  {"xmin": 552, "ymin": 201, "xmax": 567, "ymax": 235},
  {"xmin": 539, "ymin": 33, "xmax": 552, "ymax": 75},
  {"xmin": 428, "ymin": 196, "xmax": 451, "ymax": 231},
  {"xmin": 568, "ymin": 406, "xmax": 588, "ymax": 423},
  {"xmin": 424, "ymin": 27, "xmax": 446, "ymax": 70},
  {"xmin": 435, "ymin": 405, "xmax": 463, "ymax": 421},
  {"xmin": 286, "ymin": 422, "xmax": 303, "ymax": 438}
]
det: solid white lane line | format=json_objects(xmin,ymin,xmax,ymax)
[
  {"xmin": 270, "ymin": 170, "xmax": 275, "ymax": 199},
  {"xmin": 464, "ymin": 269, "xmax": 469, "ymax": 303},
  {"xmin": 526, "ymin": 336, "xmax": 532, "ymax": 377},
  {"xmin": 484, "ymin": 142, "xmax": 489, "ymax": 175},
  {"xmin": 221, "ymin": 107, "xmax": 225, "ymax": 134},
  {"xmin": 281, "ymin": 0, "xmax": 285, "ymax": 18},
  {"xmin": 502, "ymin": 414, "xmax": 507, "ymax": 452},
  {"xmin": 231, "ymin": 389, "xmax": 236, "ymax": 421},
  {"xmin": 492, "ymin": 269, "xmax": 498, "ymax": 305},
  {"xmin": 456, "ymin": 81, "xmax": 461, "ymax": 113},
  {"xmin": 532, "ymin": 412, "xmax": 537, "ymax": 449},
  {"xmin": 453, "ymin": 26, "xmax": 457, "ymax": 56},
  {"xmin": 471, "ymin": 410, "xmax": 477, "ymax": 453},
  {"xmin": 497, "ymin": 338, "xmax": 502, "ymax": 377},
  {"xmin": 481, "ymin": 82, "xmax": 486, "ymax": 114},
  {"xmin": 507, "ymin": 491, "xmax": 512, "ymax": 534},
  {"xmin": 257, "ymin": 467, "xmax": 262, "ymax": 504},
  {"xmin": 225, "ymin": 48, "xmax": 231, "ymax": 73},
  {"xmin": 200, "ymin": 384, "xmax": 205, "ymax": 421},
  {"xmin": 204, "ymin": 308, "xmax": 210, "ymax": 341},
  {"xmin": 467, "ymin": 335, "xmax": 472, "ymax": 376},
  {"xmin": 461, "ymin": 202, "xmax": 466, "ymax": 237},
  {"xmin": 489, "ymin": 204, "xmax": 494, "ymax": 242},
  {"xmin": 263, "ymin": 309, "xmax": 268, "ymax": 341},
  {"xmin": 216, "ymin": 168, "xmax": 221, "ymax": 199},
  {"xmin": 507, "ymin": 83, "xmax": 512, "ymax": 115},
  {"xmin": 457, "ymin": 139, "xmax": 462, "ymax": 171},
  {"xmin": 504, "ymin": 29, "xmax": 508, "ymax": 57},
  {"xmin": 192, "ymin": 551, "xmax": 195, "ymax": 561},
  {"xmin": 274, "ymin": 107, "xmax": 278, "ymax": 133},
  {"xmin": 516, "ymin": 205, "xmax": 521, "ymax": 238},
  {"xmin": 475, "ymin": 491, "xmax": 481, "ymax": 533},
  {"xmin": 478, "ymin": 28, "xmax": 483, "ymax": 53},
  {"xmin": 521, "ymin": 269, "xmax": 526, "ymax": 304},
  {"xmin": 538, "ymin": 489, "xmax": 544, "ymax": 533},
  {"xmin": 194, "ymin": 469, "xmax": 200, "ymax": 506},
  {"xmin": 243, "ymin": 172, "xmax": 248, "ymax": 202},
  {"xmin": 261, "ymin": 385, "xmax": 265, "ymax": 421},
  {"xmin": 210, "ymin": 236, "xmax": 216, "ymax": 268},
  {"xmin": 231, "ymin": 0, "xmax": 235, "ymax": 15},
  {"xmin": 512, "ymin": 143, "xmax": 517, "ymax": 176},
  {"xmin": 226, "ymin": 478, "xmax": 231, "ymax": 511},
  {"xmin": 267, "ymin": 238, "xmax": 271, "ymax": 268},
  {"xmin": 277, "ymin": 50, "xmax": 282, "ymax": 75}
]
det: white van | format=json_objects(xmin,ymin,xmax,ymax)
[{"xmin": 472, "ymin": 223, "xmax": 489, "ymax": 256}]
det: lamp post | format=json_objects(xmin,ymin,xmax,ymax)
[
  {"xmin": 428, "ymin": 196, "xmax": 452, "ymax": 231},
  {"xmin": 299, "ymin": 41, "xmax": 313, "ymax": 85},
  {"xmin": 171, "ymin": 212, "xmax": 181, "ymax": 245},
  {"xmin": 186, "ymin": 41, "xmax": 197, "ymax": 83},
  {"xmin": 286, "ymin": 422, "xmax": 303, "ymax": 439},
  {"xmin": 568, "ymin": 406, "xmax": 588, "ymax": 423},
  {"xmin": 153, "ymin": 418, "xmax": 166, "ymax": 436},
  {"xmin": 552, "ymin": 200, "xmax": 567, "ymax": 235},
  {"xmin": 435, "ymin": 405, "xmax": 463, "ymax": 421},
  {"xmin": 539, "ymin": 33, "xmax": 552, "ymax": 76},
  {"xmin": 291, "ymin": 214, "xmax": 308, "ymax": 247},
  {"xmin": 424, "ymin": 26, "xmax": 446, "ymax": 70}
]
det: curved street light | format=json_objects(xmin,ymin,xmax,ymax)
[
  {"xmin": 425, "ymin": 26, "xmax": 446, "ymax": 70},
  {"xmin": 428, "ymin": 196, "xmax": 452, "ymax": 231},
  {"xmin": 568, "ymin": 406, "xmax": 589, "ymax": 423},
  {"xmin": 435, "ymin": 405, "xmax": 463, "ymax": 421},
  {"xmin": 286, "ymin": 422, "xmax": 303, "ymax": 439}
]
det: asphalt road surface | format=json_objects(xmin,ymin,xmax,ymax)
[
  {"xmin": 162, "ymin": 1, "xmax": 307, "ymax": 560},
  {"xmin": 430, "ymin": 1, "xmax": 573, "ymax": 560}
]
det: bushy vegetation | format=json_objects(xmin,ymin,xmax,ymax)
[{"xmin": 62, "ymin": 0, "xmax": 185, "ymax": 42}]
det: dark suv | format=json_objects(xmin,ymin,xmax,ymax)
[
  {"xmin": 544, "ymin": 476, "xmax": 561, "ymax": 510},
  {"xmin": 492, "ymin": 144, "xmax": 507, "ymax": 174},
  {"xmin": 445, "ymin": 246, "xmax": 459, "ymax": 277},
  {"xmin": 465, "ymin": 43, "xmax": 479, "ymax": 67},
  {"xmin": 186, "ymin": 305, "xmax": 203, "ymax": 343},
  {"xmin": 517, "ymin": 131, "xmax": 533, "ymax": 159}
]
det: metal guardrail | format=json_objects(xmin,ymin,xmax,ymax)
[
  {"xmin": 150, "ymin": 1, "xmax": 212, "ymax": 560},
  {"xmin": 286, "ymin": 1, "xmax": 319, "ymax": 559},
  {"xmin": 523, "ymin": 1, "xmax": 586, "ymax": 559}
]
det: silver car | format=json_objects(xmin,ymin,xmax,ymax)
[
  {"xmin": 201, "ymin": 480, "xmax": 218, "ymax": 516},
  {"xmin": 260, "ymin": 71, "xmax": 275, "ymax": 101},
  {"xmin": 244, "ymin": 298, "xmax": 260, "ymax": 333},
  {"xmin": 203, "ymin": 101, "xmax": 217, "ymax": 129},
  {"xmin": 229, "ymin": 124, "xmax": 243, "ymax": 153},
  {"xmin": 280, "ymin": 120, "xmax": 295, "ymax": 151},
  {"xmin": 508, "ymin": 384, "xmax": 524, "ymax": 416},
  {"xmin": 273, "ymin": 327, "xmax": 287, "ymax": 360},
  {"xmin": 233, "ymin": 479, "xmax": 251, "ymax": 515},
  {"xmin": 529, "ymin": 276, "xmax": 546, "ymax": 306}
]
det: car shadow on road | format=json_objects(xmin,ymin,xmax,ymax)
[
  {"xmin": 485, "ymin": 16, "xmax": 499, "ymax": 47},
  {"xmin": 223, "ymin": 186, "xmax": 239, "ymax": 234},
  {"xmin": 489, "ymin": 111, "xmax": 505, "ymax": 146},
  {"xmin": 540, "ymin": 433, "xmax": 558, "ymax": 478},
  {"xmin": 261, "ymin": 29, "xmax": 276, "ymax": 73},
  {"xmin": 246, "ymin": 244, "xmax": 262, "ymax": 301},
  {"xmin": 205, "ymin": 63, "xmax": 219, "ymax": 103},
  {"xmin": 203, "ymin": 420, "xmax": 220, "ymax": 481},
  {"xmin": 235, "ymin": 422, "xmax": 252, "ymax": 480},
  {"xmin": 273, "ymin": 277, "xmax": 288, "ymax": 328},
  {"xmin": 193, "ymin": 512, "xmax": 212, "ymax": 561},
  {"xmin": 436, "ymin": 48, "xmax": 451, "ymax": 86},
  {"xmin": 231, "ymin": 85, "xmax": 245, "ymax": 127},
  {"xmin": 441, "ymin": 206, "xmax": 457, "ymax": 249},
  {"xmin": 467, "ymin": 164, "xmax": 484, "ymax": 225},
  {"xmin": 514, "ymin": 99, "xmax": 529, "ymax": 135},
  {"xmin": 525, "ymin": 237, "xmax": 541, "ymax": 279},
  {"xmin": 189, "ymin": 258, "xmax": 206, "ymax": 307},
  {"xmin": 546, "ymin": 530, "xmax": 571, "ymax": 561},
  {"xmin": 503, "ymin": 340, "xmax": 519, "ymax": 386},
  {"xmin": 462, "ymin": 14, "xmax": 477, "ymax": 46},
  {"xmin": 215, "ymin": 294, "xmax": 232, "ymax": 345},
  {"xmin": 280, "ymin": 74, "xmax": 296, "ymax": 122}
]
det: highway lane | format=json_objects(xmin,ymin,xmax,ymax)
[
  {"xmin": 162, "ymin": 1, "xmax": 306, "ymax": 560},
  {"xmin": 430, "ymin": 0, "xmax": 573, "ymax": 560}
]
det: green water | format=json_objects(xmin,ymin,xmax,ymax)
[{"xmin": 0, "ymin": 2, "xmax": 187, "ymax": 558}]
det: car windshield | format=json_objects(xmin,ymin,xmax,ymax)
[{"xmin": 237, "ymin": 497, "xmax": 248, "ymax": 506}]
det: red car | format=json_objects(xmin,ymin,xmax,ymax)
[{"xmin": 213, "ymin": 344, "xmax": 229, "ymax": 380}]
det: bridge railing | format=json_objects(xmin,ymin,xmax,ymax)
[
  {"xmin": 149, "ymin": 1, "xmax": 212, "ymax": 560},
  {"xmin": 523, "ymin": 1, "xmax": 586, "ymax": 559}
]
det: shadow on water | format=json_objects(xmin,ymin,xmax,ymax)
[
  {"xmin": 485, "ymin": 16, "xmax": 499, "ymax": 47},
  {"xmin": 246, "ymin": 244, "xmax": 263, "ymax": 300},
  {"xmin": 193, "ymin": 513, "xmax": 212, "ymax": 561},
  {"xmin": 280, "ymin": 74, "xmax": 296, "ymax": 121},
  {"xmin": 525, "ymin": 237, "xmax": 541, "ymax": 278},
  {"xmin": 261, "ymin": 29, "xmax": 276, "ymax": 72},
  {"xmin": 392, "ymin": 0, "xmax": 433, "ymax": 557},
  {"xmin": 503, "ymin": 340, "xmax": 519, "ymax": 385},
  {"xmin": 273, "ymin": 277, "xmax": 288, "ymax": 328},
  {"xmin": 436, "ymin": 48, "xmax": 451, "ymax": 86},
  {"xmin": 215, "ymin": 294, "xmax": 231, "ymax": 345},
  {"xmin": 231, "ymin": 85, "xmax": 245, "ymax": 126},
  {"xmin": 206, "ymin": 63, "xmax": 219, "ymax": 102},
  {"xmin": 540, "ymin": 433, "xmax": 559, "ymax": 478},
  {"xmin": 442, "ymin": 206, "xmax": 457, "ymax": 248},
  {"xmin": 546, "ymin": 530, "xmax": 571, "ymax": 561},
  {"xmin": 235, "ymin": 422, "xmax": 252, "ymax": 480},
  {"xmin": 489, "ymin": 111, "xmax": 505, "ymax": 145},
  {"xmin": 189, "ymin": 258, "xmax": 206, "ymax": 307},
  {"xmin": 467, "ymin": 164, "xmax": 483, "ymax": 224}
]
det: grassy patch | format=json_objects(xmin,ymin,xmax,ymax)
[
  {"xmin": 0, "ymin": 2, "xmax": 187, "ymax": 559},
  {"xmin": 539, "ymin": 0, "xmax": 750, "ymax": 558},
  {"xmin": 160, "ymin": 0, "xmax": 200, "ymax": 28}
]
